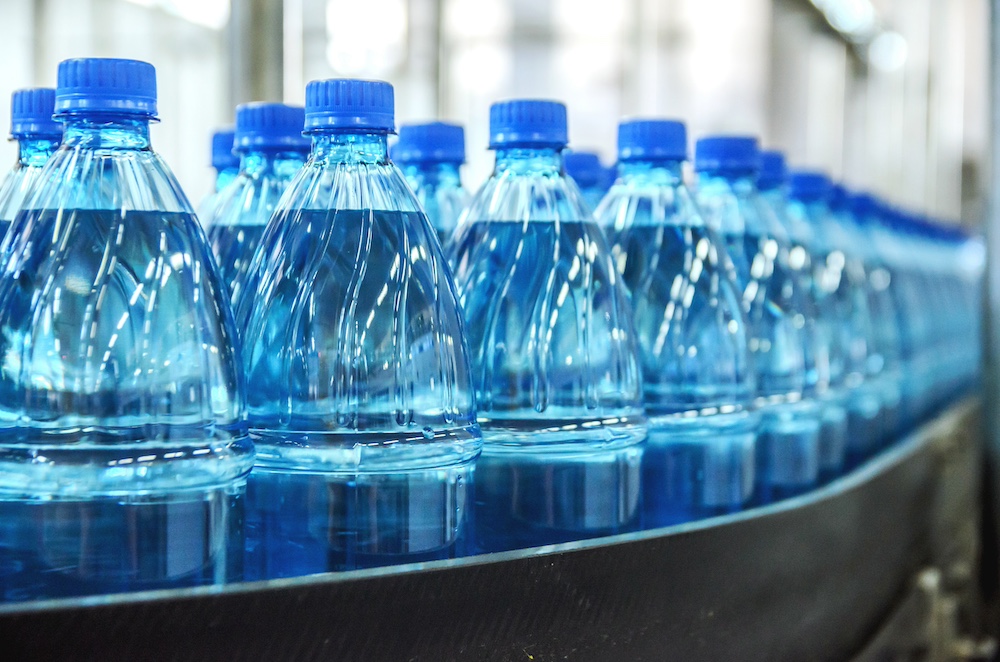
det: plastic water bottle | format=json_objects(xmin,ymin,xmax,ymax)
[
  {"xmin": 0, "ymin": 58, "xmax": 253, "ymax": 602},
  {"xmin": 197, "ymin": 128, "xmax": 239, "ymax": 224},
  {"xmin": 820, "ymin": 184, "xmax": 901, "ymax": 466},
  {"xmin": 448, "ymin": 100, "xmax": 646, "ymax": 552},
  {"xmin": 597, "ymin": 120, "xmax": 756, "ymax": 526},
  {"xmin": 785, "ymin": 170, "xmax": 875, "ymax": 477},
  {"xmin": 694, "ymin": 136, "xmax": 820, "ymax": 502},
  {"xmin": 563, "ymin": 150, "xmax": 613, "ymax": 211},
  {"xmin": 757, "ymin": 155, "xmax": 847, "ymax": 481},
  {"xmin": 209, "ymin": 103, "xmax": 309, "ymax": 297},
  {"xmin": 235, "ymin": 79, "xmax": 481, "ymax": 578},
  {"xmin": 0, "ymin": 89, "xmax": 62, "ymax": 249},
  {"xmin": 392, "ymin": 122, "xmax": 469, "ymax": 243},
  {"xmin": 846, "ymin": 193, "xmax": 904, "ymax": 442}
]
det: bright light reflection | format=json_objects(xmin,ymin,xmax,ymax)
[
  {"xmin": 326, "ymin": 0, "xmax": 407, "ymax": 75},
  {"xmin": 125, "ymin": 0, "xmax": 229, "ymax": 30}
]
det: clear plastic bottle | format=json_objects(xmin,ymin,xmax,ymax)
[
  {"xmin": 694, "ymin": 136, "xmax": 820, "ymax": 502},
  {"xmin": 597, "ymin": 120, "xmax": 757, "ymax": 526},
  {"xmin": 448, "ymin": 100, "xmax": 646, "ymax": 552},
  {"xmin": 392, "ymin": 122, "xmax": 469, "ymax": 243},
  {"xmin": 0, "ymin": 89, "xmax": 62, "ymax": 248},
  {"xmin": 209, "ymin": 103, "xmax": 309, "ymax": 298},
  {"xmin": 564, "ymin": 150, "xmax": 613, "ymax": 211},
  {"xmin": 235, "ymin": 79, "xmax": 481, "ymax": 578},
  {"xmin": 846, "ymin": 193, "xmax": 904, "ymax": 443},
  {"xmin": 0, "ymin": 58, "xmax": 253, "ymax": 602},
  {"xmin": 757, "ymin": 151, "xmax": 851, "ymax": 481},
  {"xmin": 787, "ymin": 176, "xmax": 885, "ymax": 467},
  {"xmin": 197, "ymin": 128, "xmax": 238, "ymax": 224}
]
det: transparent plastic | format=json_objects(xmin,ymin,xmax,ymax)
[
  {"xmin": 209, "ymin": 149, "xmax": 306, "ymax": 297},
  {"xmin": 787, "ymin": 194, "xmax": 894, "ymax": 466},
  {"xmin": 763, "ymin": 189, "xmax": 850, "ymax": 479},
  {"xmin": 449, "ymin": 147, "xmax": 646, "ymax": 552},
  {"xmin": 840, "ymin": 204, "xmax": 905, "ymax": 442},
  {"xmin": 598, "ymin": 160, "xmax": 757, "ymax": 526},
  {"xmin": 197, "ymin": 165, "xmax": 240, "ymax": 227},
  {"xmin": 0, "ymin": 116, "xmax": 253, "ymax": 601},
  {"xmin": 0, "ymin": 136, "xmax": 61, "ymax": 264},
  {"xmin": 697, "ymin": 173, "xmax": 820, "ymax": 502},
  {"xmin": 398, "ymin": 161, "xmax": 469, "ymax": 243},
  {"xmin": 235, "ymin": 131, "xmax": 481, "ymax": 578}
]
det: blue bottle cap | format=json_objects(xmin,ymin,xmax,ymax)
[
  {"xmin": 211, "ymin": 128, "xmax": 238, "ymax": 171},
  {"xmin": 828, "ymin": 183, "xmax": 850, "ymax": 213},
  {"xmin": 54, "ymin": 58, "xmax": 157, "ymax": 119},
  {"xmin": 563, "ymin": 151, "xmax": 607, "ymax": 187},
  {"xmin": 617, "ymin": 119, "xmax": 687, "ymax": 162},
  {"xmin": 849, "ymin": 192, "xmax": 878, "ymax": 221},
  {"xmin": 788, "ymin": 170, "xmax": 832, "ymax": 202},
  {"xmin": 235, "ymin": 102, "xmax": 309, "ymax": 152},
  {"xmin": 489, "ymin": 99, "xmax": 568, "ymax": 149},
  {"xmin": 756, "ymin": 150, "xmax": 787, "ymax": 191},
  {"xmin": 304, "ymin": 79, "xmax": 394, "ymax": 132},
  {"xmin": 393, "ymin": 122, "xmax": 465, "ymax": 164},
  {"xmin": 10, "ymin": 88, "xmax": 62, "ymax": 139},
  {"xmin": 693, "ymin": 135, "xmax": 760, "ymax": 174}
]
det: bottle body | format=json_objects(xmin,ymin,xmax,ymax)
[
  {"xmin": 209, "ymin": 150, "xmax": 306, "ymax": 297},
  {"xmin": 236, "ymin": 124, "xmax": 481, "ymax": 578},
  {"xmin": 791, "ymin": 193, "xmax": 889, "ymax": 467},
  {"xmin": 0, "ymin": 113, "xmax": 252, "ymax": 601},
  {"xmin": 697, "ymin": 173, "xmax": 820, "ymax": 502},
  {"xmin": 449, "ymin": 143, "xmax": 646, "ymax": 552},
  {"xmin": 398, "ymin": 161, "xmax": 469, "ymax": 244},
  {"xmin": 0, "ymin": 137, "xmax": 61, "ymax": 266},
  {"xmin": 599, "ymin": 161, "xmax": 757, "ymax": 526},
  {"xmin": 763, "ymin": 188, "xmax": 850, "ymax": 480}
]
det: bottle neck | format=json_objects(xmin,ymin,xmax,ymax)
[
  {"xmin": 493, "ymin": 146, "xmax": 563, "ymax": 176},
  {"xmin": 61, "ymin": 115, "xmax": 152, "ymax": 150},
  {"xmin": 619, "ymin": 159, "xmax": 684, "ymax": 184},
  {"xmin": 400, "ymin": 161, "xmax": 462, "ymax": 187},
  {"xmin": 16, "ymin": 135, "xmax": 61, "ymax": 167},
  {"xmin": 238, "ymin": 148, "xmax": 309, "ymax": 178},
  {"xmin": 310, "ymin": 131, "xmax": 389, "ymax": 164},
  {"xmin": 790, "ymin": 197, "xmax": 829, "ymax": 222},
  {"xmin": 697, "ymin": 169, "xmax": 758, "ymax": 191},
  {"xmin": 215, "ymin": 167, "xmax": 239, "ymax": 192}
]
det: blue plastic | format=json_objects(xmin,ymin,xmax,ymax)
[
  {"xmin": 563, "ymin": 151, "xmax": 611, "ymax": 210},
  {"xmin": 212, "ymin": 128, "xmax": 239, "ymax": 173},
  {"xmin": 209, "ymin": 103, "xmax": 309, "ymax": 298},
  {"xmin": 54, "ymin": 58, "xmax": 157, "ymax": 118},
  {"xmin": 617, "ymin": 119, "xmax": 687, "ymax": 163},
  {"xmin": 10, "ymin": 88, "xmax": 62, "ymax": 139},
  {"xmin": 234, "ymin": 79, "xmax": 481, "ymax": 578},
  {"xmin": 756, "ymin": 150, "xmax": 787, "ymax": 192},
  {"xmin": 598, "ymin": 119, "xmax": 757, "ymax": 526},
  {"xmin": 448, "ymin": 100, "xmax": 646, "ymax": 552},
  {"xmin": 488, "ymin": 99, "xmax": 568, "ymax": 148},
  {"xmin": 199, "ymin": 128, "xmax": 240, "ymax": 225},
  {"xmin": 773, "ymin": 169, "xmax": 876, "ymax": 475},
  {"xmin": 393, "ymin": 122, "xmax": 465, "ymax": 165},
  {"xmin": 303, "ymin": 78, "xmax": 394, "ymax": 131},
  {"xmin": 232, "ymin": 103, "xmax": 309, "ymax": 152},
  {"xmin": 695, "ymin": 136, "xmax": 822, "ymax": 502},
  {"xmin": 0, "ymin": 89, "xmax": 62, "ymax": 255},
  {"xmin": 392, "ymin": 122, "xmax": 469, "ymax": 242},
  {"xmin": 693, "ymin": 136, "xmax": 760, "ymax": 175},
  {"xmin": 0, "ymin": 58, "xmax": 253, "ymax": 602}
]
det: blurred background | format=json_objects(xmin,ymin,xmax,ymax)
[{"xmin": 0, "ymin": 0, "xmax": 987, "ymax": 224}]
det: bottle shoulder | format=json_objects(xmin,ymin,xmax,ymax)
[
  {"xmin": 463, "ymin": 171, "xmax": 592, "ymax": 225},
  {"xmin": 24, "ymin": 145, "xmax": 193, "ymax": 214}
]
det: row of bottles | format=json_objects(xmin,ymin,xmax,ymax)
[{"xmin": 0, "ymin": 58, "xmax": 981, "ymax": 602}]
